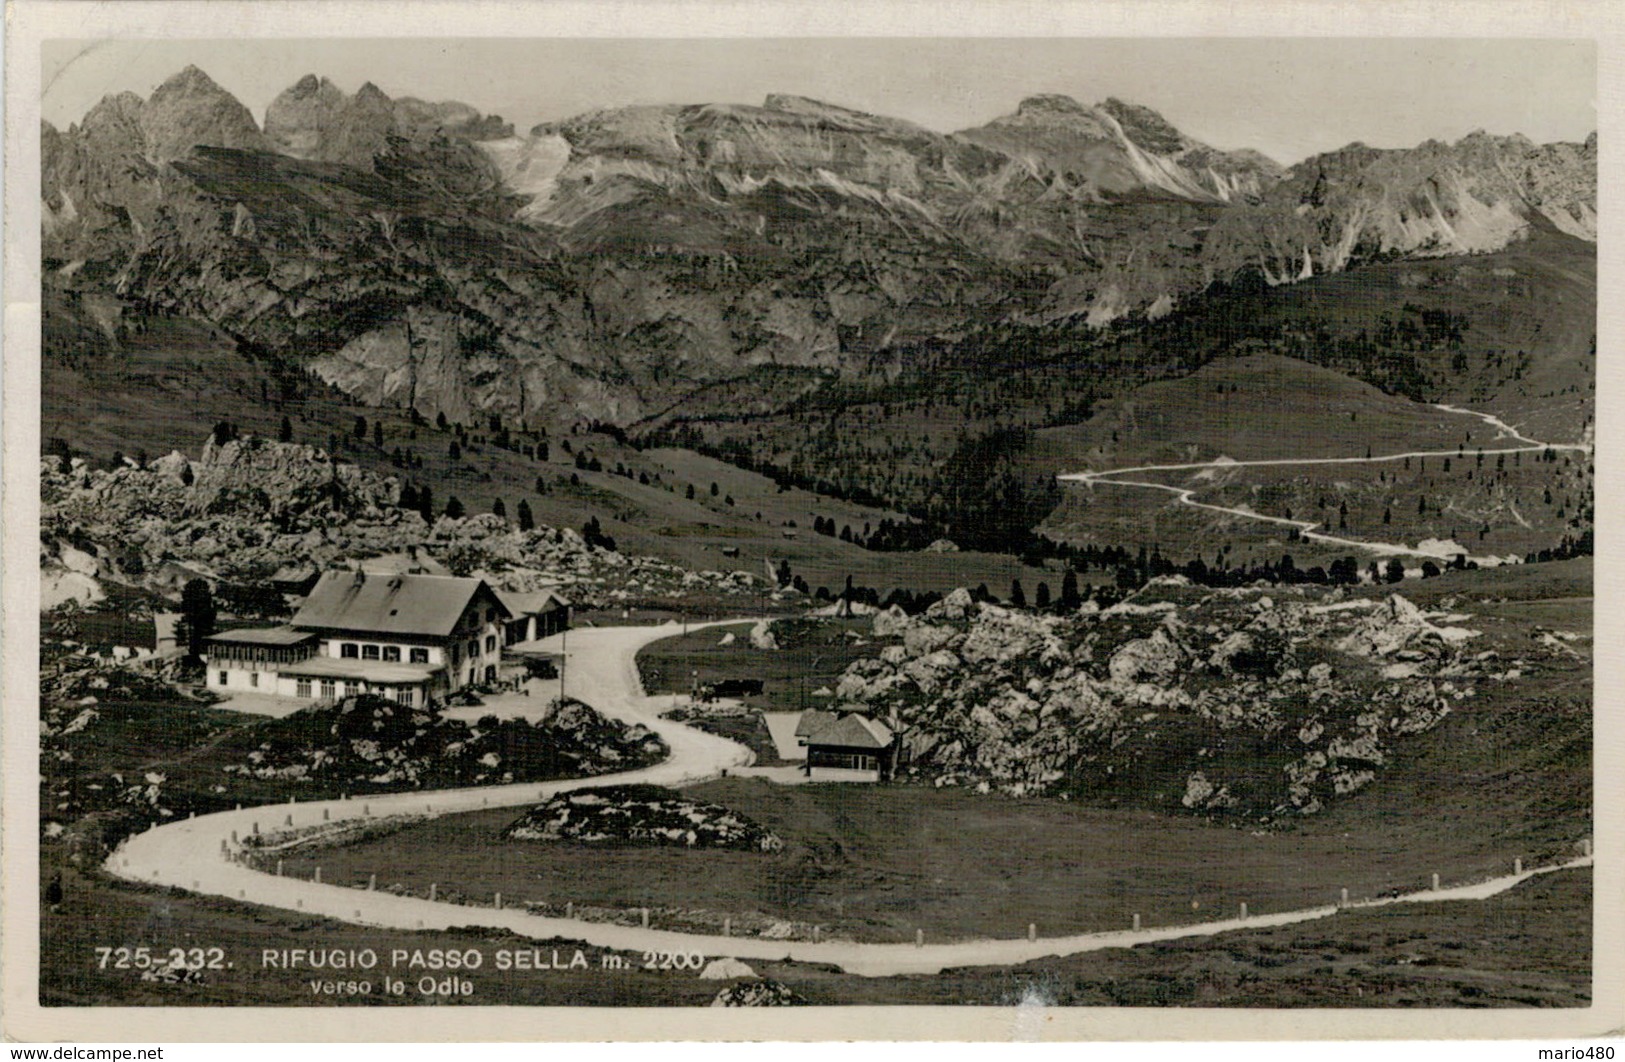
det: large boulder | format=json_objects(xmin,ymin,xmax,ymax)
[
  {"xmin": 925, "ymin": 587, "xmax": 975, "ymax": 622},
  {"xmin": 1107, "ymin": 627, "xmax": 1187, "ymax": 684},
  {"xmin": 902, "ymin": 622, "xmax": 956, "ymax": 656},
  {"xmin": 699, "ymin": 958, "xmax": 757, "ymax": 981},
  {"xmin": 748, "ymin": 620, "xmax": 778, "ymax": 651},
  {"xmin": 1335, "ymin": 594, "xmax": 1477, "ymax": 657},
  {"xmin": 872, "ymin": 604, "xmax": 912, "ymax": 637}
]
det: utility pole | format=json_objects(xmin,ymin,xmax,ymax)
[
  {"xmin": 801, "ymin": 654, "xmax": 821, "ymax": 712},
  {"xmin": 558, "ymin": 625, "xmax": 568, "ymax": 701}
]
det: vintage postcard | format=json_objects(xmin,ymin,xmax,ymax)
[{"xmin": 4, "ymin": 0, "xmax": 1621, "ymax": 1043}]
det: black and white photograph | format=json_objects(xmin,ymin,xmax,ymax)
[{"xmin": 4, "ymin": 2, "xmax": 1619, "ymax": 1043}]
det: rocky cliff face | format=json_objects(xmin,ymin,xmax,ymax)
[
  {"xmin": 1205, "ymin": 132, "xmax": 1596, "ymax": 283},
  {"xmin": 957, "ymin": 94, "xmax": 1283, "ymax": 203},
  {"xmin": 263, "ymin": 75, "xmax": 514, "ymax": 168},
  {"xmin": 41, "ymin": 68, "xmax": 1595, "ymax": 428}
]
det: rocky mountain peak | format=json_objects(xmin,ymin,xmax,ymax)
[
  {"xmin": 1012, "ymin": 93, "xmax": 1092, "ymax": 118},
  {"xmin": 355, "ymin": 81, "xmax": 392, "ymax": 105},
  {"xmin": 264, "ymin": 73, "xmax": 352, "ymax": 159},
  {"xmin": 1098, "ymin": 97, "xmax": 1186, "ymax": 154},
  {"xmin": 150, "ymin": 64, "xmax": 221, "ymax": 99},
  {"xmin": 76, "ymin": 91, "xmax": 147, "ymax": 153},
  {"xmin": 138, "ymin": 64, "xmax": 268, "ymax": 162}
]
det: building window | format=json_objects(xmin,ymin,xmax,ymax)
[
  {"xmin": 485, "ymin": 635, "xmax": 496, "ymax": 653},
  {"xmin": 217, "ymin": 671, "xmax": 227, "ymax": 686},
  {"xmin": 341, "ymin": 643, "xmax": 359, "ymax": 659},
  {"xmin": 296, "ymin": 679, "xmax": 312, "ymax": 698},
  {"xmin": 383, "ymin": 645, "xmax": 401, "ymax": 662},
  {"xmin": 362, "ymin": 644, "xmax": 381, "ymax": 660},
  {"xmin": 249, "ymin": 672, "xmax": 259, "ymax": 688},
  {"xmin": 410, "ymin": 647, "xmax": 429, "ymax": 664},
  {"xmin": 486, "ymin": 608, "xmax": 496, "ymax": 625},
  {"xmin": 468, "ymin": 639, "xmax": 478, "ymax": 657},
  {"xmin": 320, "ymin": 679, "xmax": 335, "ymax": 700},
  {"xmin": 450, "ymin": 645, "xmax": 461, "ymax": 666},
  {"xmin": 336, "ymin": 683, "xmax": 348, "ymax": 699}
]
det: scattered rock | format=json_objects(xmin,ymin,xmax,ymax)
[
  {"xmin": 748, "ymin": 620, "xmax": 779, "ymax": 651},
  {"xmin": 699, "ymin": 958, "xmax": 757, "ymax": 981},
  {"xmin": 711, "ymin": 980, "xmax": 804, "ymax": 1006}
]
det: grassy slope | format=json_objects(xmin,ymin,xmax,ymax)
[
  {"xmin": 1252, "ymin": 227, "xmax": 1596, "ymax": 442},
  {"xmin": 41, "ymin": 319, "xmax": 1052, "ymax": 600},
  {"xmin": 798, "ymin": 868, "xmax": 1591, "ymax": 1007},
  {"xmin": 40, "ymin": 560, "xmax": 1589, "ymax": 1005},
  {"xmin": 276, "ymin": 560, "xmax": 1592, "ymax": 944},
  {"xmin": 37, "ymin": 856, "xmax": 1588, "ymax": 1007},
  {"xmin": 1033, "ymin": 353, "xmax": 1591, "ymax": 562},
  {"xmin": 1026, "ymin": 352, "xmax": 1509, "ymax": 474},
  {"xmin": 636, "ymin": 618, "xmax": 895, "ymax": 715}
]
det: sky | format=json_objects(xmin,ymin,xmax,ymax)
[{"xmin": 41, "ymin": 38, "xmax": 1596, "ymax": 165}]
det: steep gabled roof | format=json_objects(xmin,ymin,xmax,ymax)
[
  {"xmin": 495, "ymin": 588, "xmax": 572, "ymax": 616},
  {"xmin": 292, "ymin": 571, "xmax": 508, "ymax": 638},
  {"xmin": 794, "ymin": 709, "xmax": 840, "ymax": 738},
  {"xmin": 805, "ymin": 713, "xmax": 894, "ymax": 749}
]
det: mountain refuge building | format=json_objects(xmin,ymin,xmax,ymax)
[
  {"xmin": 796, "ymin": 709, "xmax": 897, "ymax": 782},
  {"xmin": 204, "ymin": 571, "xmax": 569, "ymax": 706}
]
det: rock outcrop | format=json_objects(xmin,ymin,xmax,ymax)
[
  {"xmin": 39, "ymin": 437, "xmax": 769, "ymax": 611},
  {"xmin": 832, "ymin": 582, "xmax": 1502, "ymax": 816},
  {"xmin": 503, "ymin": 784, "xmax": 783, "ymax": 851}
]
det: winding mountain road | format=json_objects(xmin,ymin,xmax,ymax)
[
  {"xmin": 107, "ymin": 615, "xmax": 1592, "ymax": 979},
  {"xmin": 1057, "ymin": 404, "xmax": 1590, "ymax": 562}
]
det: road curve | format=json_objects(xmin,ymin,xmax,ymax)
[
  {"xmin": 1058, "ymin": 404, "xmax": 1590, "ymax": 563},
  {"xmin": 107, "ymin": 619, "xmax": 1592, "ymax": 979}
]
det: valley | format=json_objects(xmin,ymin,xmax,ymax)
[{"xmin": 30, "ymin": 52, "xmax": 1595, "ymax": 1015}]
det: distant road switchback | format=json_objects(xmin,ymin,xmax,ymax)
[{"xmin": 1058, "ymin": 404, "xmax": 1591, "ymax": 564}]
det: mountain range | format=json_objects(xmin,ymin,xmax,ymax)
[{"xmin": 41, "ymin": 65, "xmax": 1596, "ymax": 427}]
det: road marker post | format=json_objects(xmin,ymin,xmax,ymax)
[
  {"xmin": 494, "ymin": 892, "xmax": 502, "ymax": 910},
  {"xmin": 915, "ymin": 929, "xmax": 924, "ymax": 948},
  {"xmin": 1432, "ymin": 873, "xmax": 1440, "ymax": 890},
  {"xmin": 1583, "ymin": 839, "xmax": 1593, "ymax": 857},
  {"xmin": 1028, "ymin": 923, "xmax": 1037, "ymax": 942},
  {"xmin": 723, "ymin": 918, "xmax": 731, "ymax": 937},
  {"xmin": 1132, "ymin": 913, "xmax": 1141, "ymax": 931},
  {"xmin": 314, "ymin": 866, "xmax": 322, "ymax": 884},
  {"xmin": 641, "ymin": 907, "xmax": 650, "ymax": 928},
  {"xmin": 1515, "ymin": 857, "xmax": 1524, "ymax": 875},
  {"xmin": 368, "ymin": 873, "xmax": 376, "ymax": 891},
  {"xmin": 276, "ymin": 860, "xmax": 283, "ymax": 876},
  {"xmin": 1340, "ymin": 887, "xmax": 1349, "ymax": 907},
  {"xmin": 429, "ymin": 883, "xmax": 438, "ymax": 901},
  {"xmin": 1239, "ymin": 902, "xmax": 1248, "ymax": 919}
]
